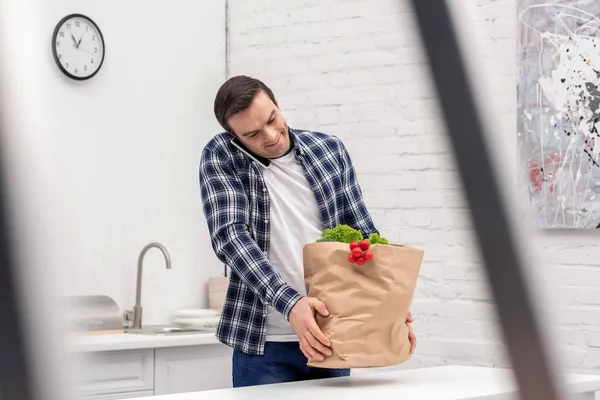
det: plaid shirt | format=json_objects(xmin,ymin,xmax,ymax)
[{"xmin": 198, "ymin": 128, "xmax": 378, "ymax": 355}]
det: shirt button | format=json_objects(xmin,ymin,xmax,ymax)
[
  {"xmin": 262, "ymin": 188, "xmax": 267, "ymax": 192},
  {"xmin": 265, "ymin": 219, "xmax": 269, "ymax": 224}
]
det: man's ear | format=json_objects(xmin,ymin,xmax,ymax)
[{"xmin": 225, "ymin": 122, "xmax": 236, "ymax": 137}]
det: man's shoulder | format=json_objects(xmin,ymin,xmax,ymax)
[
  {"xmin": 203, "ymin": 132, "xmax": 233, "ymax": 155},
  {"xmin": 293, "ymin": 128, "xmax": 343, "ymax": 149},
  {"xmin": 199, "ymin": 132, "xmax": 240, "ymax": 171}
]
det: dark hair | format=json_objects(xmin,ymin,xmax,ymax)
[{"xmin": 213, "ymin": 75, "xmax": 277, "ymax": 135}]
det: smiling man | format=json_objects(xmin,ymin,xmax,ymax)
[{"xmin": 199, "ymin": 75, "xmax": 416, "ymax": 387}]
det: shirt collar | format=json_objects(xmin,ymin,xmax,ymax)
[{"xmin": 290, "ymin": 128, "xmax": 305, "ymax": 158}]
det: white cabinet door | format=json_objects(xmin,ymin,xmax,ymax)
[
  {"xmin": 154, "ymin": 344, "xmax": 233, "ymax": 395},
  {"xmin": 78, "ymin": 390, "xmax": 154, "ymax": 399},
  {"xmin": 72, "ymin": 349, "xmax": 154, "ymax": 397}
]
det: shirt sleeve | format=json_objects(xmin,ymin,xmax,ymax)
[
  {"xmin": 337, "ymin": 138, "xmax": 380, "ymax": 238},
  {"xmin": 199, "ymin": 147, "xmax": 302, "ymax": 319}
]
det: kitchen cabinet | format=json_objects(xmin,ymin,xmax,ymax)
[
  {"xmin": 154, "ymin": 344, "xmax": 233, "ymax": 395},
  {"xmin": 72, "ymin": 343, "xmax": 232, "ymax": 399},
  {"xmin": 73, "ymin": 349, "xmax": 154, "ymax": 398}
]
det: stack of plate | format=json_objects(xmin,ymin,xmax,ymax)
[{"xmin": 172, "ymin": 309, "xmax": 220, "ymax": 331}]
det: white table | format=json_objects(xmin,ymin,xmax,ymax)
[{"xmin": 129, "ymin": 365, "xmax": 600, "ymax": 400}]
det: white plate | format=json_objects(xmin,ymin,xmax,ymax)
[{"xmin": 173, "ymin": 316, "xmax": 220, "ymax": 329}]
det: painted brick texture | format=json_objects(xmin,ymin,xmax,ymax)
[{"xmin": 227, "ymin": 0, "xmax": 600, "ymax": 373}]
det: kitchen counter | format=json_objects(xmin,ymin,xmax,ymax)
[
  {"xmin": 127, "ymin": 365, "xmax": 600, "ymax": 400},
  {"xmin": 67, "ymin": 331, "xmax": 220, "ymax": 352}
]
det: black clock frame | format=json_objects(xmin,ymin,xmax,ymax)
[{"xmin": 51, "ymin": 13, "xmax": 105, "ymax": 81}]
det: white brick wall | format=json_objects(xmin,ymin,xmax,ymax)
[{"xmin": 227, "ymin": 0, "xmax": 600, "ymax": 374}]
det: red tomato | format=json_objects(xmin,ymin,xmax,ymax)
[
  {"xmin": 364, "ymin": 251, "xmax": 374, "ymax": 261},
  {"xmin": 348, "ymin": 254, "xmax": 356, "ymax": 263},
  {"xmin": 349, "ymin": 242, "xmax": 359, "ymax": 250},
  {"xmin": 352, "ymin": 247, "xmax": 363, "ymax": 259},
  {"xmin": 359, "ymin": 239, "xmax": 370, "ymax": 250},
  {"xmin": 356, "ymin": 258, "xmax": 365, "ymax": 266}
]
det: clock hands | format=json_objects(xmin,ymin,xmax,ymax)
[
  {"xmin": 70, "ymin": 33, "xmax": 84, "ymax": 49},
  {"xmin": 79, "ymin": 46, "xmax": 95, "ymax": 56}
]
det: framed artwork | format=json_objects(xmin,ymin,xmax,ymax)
[{"xmin": 518, "ymin": 0, "xmax": 600, "ymax": 228}]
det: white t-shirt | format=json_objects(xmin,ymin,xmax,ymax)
[{"xmin": 262, "ymin": 150, "xmax": 324, "ymax": 341}]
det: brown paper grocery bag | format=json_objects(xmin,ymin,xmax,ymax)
[{"xmin": 303, "ymin": 242, "xmax": 423, "ymax": 369}]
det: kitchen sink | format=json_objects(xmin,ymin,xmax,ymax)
[{"xmin": 125, "ymin": 325, "xmax": 206, "ymax": 336}]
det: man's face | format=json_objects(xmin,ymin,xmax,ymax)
[{"xmin": 227, "ymin": 90, "xmax": 291, "ymax": 159}]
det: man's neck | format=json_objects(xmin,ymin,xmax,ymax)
[{"xmin": 269, "ymin": 141, "xmax": 294, "ymax": 160}]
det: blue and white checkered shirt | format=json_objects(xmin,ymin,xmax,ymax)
[{"xmin": 199, "ymin": 128, "xmax": 378, "ymax": 355}]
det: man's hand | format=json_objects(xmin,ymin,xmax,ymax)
[
  {"xmin": 289, "ymin": 297, "xmax": 332, "ymax": 361},
  {"xmin": 406, "ymin": 310, "xmax": 417, "ymax": 355}
]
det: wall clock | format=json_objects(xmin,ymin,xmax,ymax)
[{"xmin": 52, "ymin": 14, "xmax": 105, "ymax": 80}]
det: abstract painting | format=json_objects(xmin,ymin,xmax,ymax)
[{"xmin": 518, "ymin": 0, "xmax": 600, "ymax": 228}]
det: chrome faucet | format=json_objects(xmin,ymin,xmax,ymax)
[{"xmin": 125, "ymin": 242, "xmax": 172, "ymax": 329}]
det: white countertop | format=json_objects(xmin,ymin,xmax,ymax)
[
  {"xmin": 67, "ymin": 331, "xmax": 220, "ymax": 352},
  {"xmin": 129, "ymin": 365, "xmax": 600, "ymax": 400}
]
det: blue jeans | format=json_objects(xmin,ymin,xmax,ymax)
[{"xmin": 232, "ymin": 341, "xmax": 351, "ymax": 387}]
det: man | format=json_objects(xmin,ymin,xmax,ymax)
[{"xmin": 199, "ymin": 75, "xmax": 416, "ymax": 388}]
